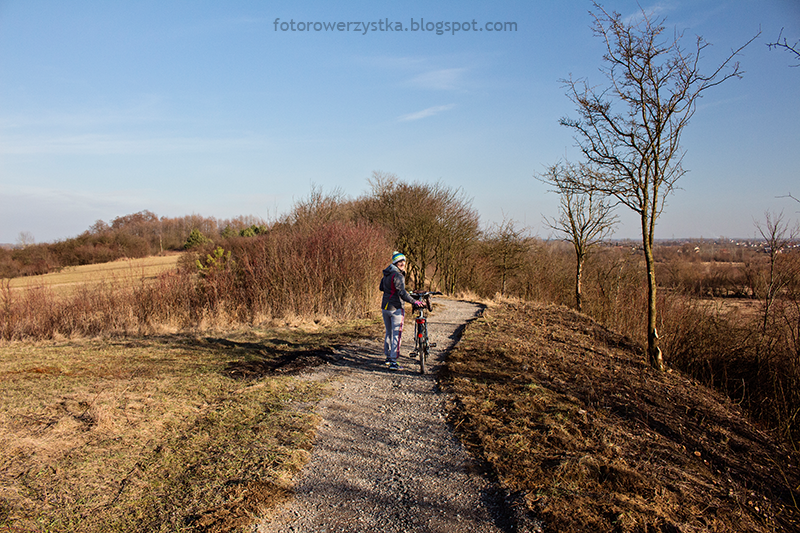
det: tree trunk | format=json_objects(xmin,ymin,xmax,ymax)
[
  {"xmin": 642, "ymin": 235, "xmax": 664, "ymax": 371},
  {"xmin": 500, "ymin": 253, "xmax": 507, "ymax": 296},
  {"xmin": 575, "ymin": 254, "xmax": 584, "ymax": 312},
  {"xmin": 763, "ymin": 248, "xmax": 777, "ymax": 334}
]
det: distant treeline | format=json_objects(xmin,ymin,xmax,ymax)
[{"xmin": 0, "ymin": 211, "xmax": 268, "ymax": 278}]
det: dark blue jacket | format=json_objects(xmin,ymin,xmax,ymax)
[{"xmin": 380, "ymin": 263, "xmax": 416, "ymax": 311}]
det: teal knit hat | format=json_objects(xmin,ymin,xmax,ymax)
[{"xmin": 391, "ymin": 251, "xmax": 406, "ymax": 264}]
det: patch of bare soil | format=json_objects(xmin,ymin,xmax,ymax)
[
  {"xmin": 217, "ymin": 341, "xmax": 346, "ymax": 377},
  {"xmin": 189, "ymin": 481, "xmax": 292, "ymax": 533},
  {"xmin": 444, "ymin": 300, "xmax": 800, "ymax": 533}
]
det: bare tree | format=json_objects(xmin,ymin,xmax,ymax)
[
  {"xmin": 358, "ymin": 171, "xmax": 479, "ymax": 291},
  {"xmin": 778, "ymin": 193, "xmax": 800, "ymax": 206},
  {"xmin": 755, "ymin": 211, "xmax": 800, "ymax": 333},
  {"xmin": 483, "ymin": 218, "xmax": 528, "ymax": 297},
  {"xmin": 543, "ymin": 161, "xmax": 618, "ymax": 312},
  {"xmin": 433, "ymin": 189, "xmax": 480, "ymax": 294},
  {"xmin": 558, "ymin": 3, "xmax": 756, "ymax": 370},
  {"xmin": 288, "ymin": 184, "xmax": 351, "ymax": 231},
  {"xmin": 15, "ymin": 231, "xmax": 35, "ymax": 249},
  {"xmin": 361, "ymin": 172, "xmax": 440, "ymax": 289}
]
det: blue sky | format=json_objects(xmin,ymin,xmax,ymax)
[{"xmin": 1, "ymin": 0, "xmax": 798, "ymax": 244}]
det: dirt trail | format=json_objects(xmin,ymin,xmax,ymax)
[{"xmin": 257, "ymin": 299, "xmax": 511, "ymax": 533}]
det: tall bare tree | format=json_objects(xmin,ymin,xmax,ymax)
[
  {"xmin": 558, "ymin": 3, "xmax": 756, "ymax": 370},
  {"xmin": 755, "ymin": 211, "xmax": 800, "ymax": 333},
  {"xmin": 433, "ymin": 189, "xmax": 480, "ymax": 294},
  {"xmin": 543, "ymin": 161, "xmax": 617, "ymax": 312}
]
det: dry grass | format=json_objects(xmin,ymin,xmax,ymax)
[
  {"xmin": 4, "ymin": 254, "xmax": 180, "ymax": 296},
  {"xmin": 0, "ymin": 318, "xmax": 378, "ymax": 532},
  {"xmin": 444, "ymin": 300, "xmax": 800, "ymax": 533},
  {"xmin": 692, "ymin": 296, "xmax": 762, "ymax": 320},
  {"xmin": 2, "ymin": 222, "xmax": 388, "ymax": 341}
]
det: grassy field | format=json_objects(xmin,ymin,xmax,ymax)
[
  {"xmin": 0, "ymin": 319, "xmax": 379, "ymax": 532},
  {"xmin": 4, "ymin": 254, "xmax": 181, "ymax": 296}
]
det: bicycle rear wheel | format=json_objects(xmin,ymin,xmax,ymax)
[{"xmin": 418, "ymin": 324, "xmax": 428, "ymax": 374}]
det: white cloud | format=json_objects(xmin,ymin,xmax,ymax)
[
  {"xmin": 408, "ymin": 68, "xmax": 468, "ymax": 90},
  {"xmin": 622, "ymin": 2, "xmax": 673, "ymax": 25},
  {"xmin": 398, "ymin": 104, "xmax": 455, "ymax": 122}
]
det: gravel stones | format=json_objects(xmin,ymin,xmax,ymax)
[{"xmin": 257, "ymin": 300, "xmax": 506, "ymax": 533}]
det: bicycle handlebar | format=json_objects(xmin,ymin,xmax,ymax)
[
  {"xmin": 410, "ymin": 291, "xmax": 441, "ymax": 312},
  {"xmin": 409, "ymin": 291, "xmax": 442, "ymax": 298}
]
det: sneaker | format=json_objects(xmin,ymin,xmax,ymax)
[
  {"xmin": 384, "ymin": 359, "xmax": 391, "ymax": 366},
  {"xmin": 389, "ymin": 362, "xmax": 401, "ymax": 370}
]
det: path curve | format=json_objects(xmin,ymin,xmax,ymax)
[{"xmin": 257, "ymin": 299, "xmax": 506, "ymax": 533}]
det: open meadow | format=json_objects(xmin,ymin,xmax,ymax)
[
  {"xmin": 0, "ymin": 319, "xmax": 379, "ymax": 532},
  {"xmin": 4, "ymin": 254, "xmax": 181, "ymax": 297}
]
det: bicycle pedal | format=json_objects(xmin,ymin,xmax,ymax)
[
  {"xmin": 430, "ymin": 343, "xmax": 437, "ymax": 348},
  {"xmin": 409, "ymin": 351, "xmax": 417, "ymax": 358}
]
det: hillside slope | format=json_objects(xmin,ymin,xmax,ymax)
[{"xmin": 444, "ymin": 300, "xmax": 800, "ymax": 533}]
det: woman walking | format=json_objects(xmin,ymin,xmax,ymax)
[{"xmin": 380, "ymin": 252, "xmax": 422, "ymax": 370}]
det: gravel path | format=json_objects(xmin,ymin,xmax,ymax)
[{"xmin": 256, "ymin": 299, "xmax": 508, "ymax": 533}]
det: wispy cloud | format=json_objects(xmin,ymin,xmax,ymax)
[
  {"xmin": 398, "ymin": 104, "xmax": 455, "ymax": 122},
  {"xmin": 695, "ymin": 94, "xmax": 748, "ymax": 112},
  {"xmin": 622, "ymin": 2, "xmax": 673, "ymax": 25},
  {"xmin": 408, "ymin": 68, "xmax": 467, "ymax": 90},
  {"xmin": 357, "ymin": 54, "xmax": 429, "ymax": 70}
]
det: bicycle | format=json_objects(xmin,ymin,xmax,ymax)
[{"xmin": 409, "ymin": 291, "xmax": 441, "ymax": 374}]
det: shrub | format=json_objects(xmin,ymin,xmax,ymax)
[
  {"xmin": 184, "ymin": 229, "xmax": 212, "ymax": 249},
  {"xmin": 239, "ymin": 225, "xmax": 268, "ymax": 237},
  {"xmin": 224, "ymin": 220, "xmax": 388, "ymax": 322},
  {"xmin": 0, "ymin": 220, "xmax": 388, "ymax": 341}
]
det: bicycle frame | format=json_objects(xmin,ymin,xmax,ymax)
[{"xmin": 409, "ymin": 291, "xmax": 441, "ymax": 374}]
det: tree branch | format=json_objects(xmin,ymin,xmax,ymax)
[{"xmin": 768, "ymin": 28, "xmax": 800, "ymax": 67}]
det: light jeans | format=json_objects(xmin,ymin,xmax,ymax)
[{"xmin": 382, "ymin": 307, "xmax": 405, "ymax": 362}]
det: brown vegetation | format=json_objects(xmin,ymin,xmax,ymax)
[
  {"xmin": 1, "ymin": 220, "xmax": 387, "ymax": 340},
  {"xmin": 4, "ymin": 183, "xmax": 799, "ymax": 451},
  {"xmin": 445, "ymin": 300, "xmax": 799, "ymax": 532},
  {"xmin": 462, "ymin": 235, "xmax": 800, "ymax": 452}
]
